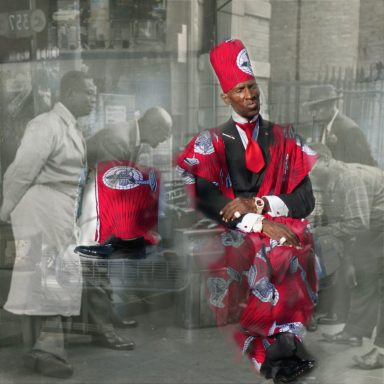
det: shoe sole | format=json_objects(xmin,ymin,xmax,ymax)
[
  {"xmin": 23, "ymin": 352, "xmax": 73, "ymax": 378},
  {"xmin": 323, "ymin": 339, "xmax": 362, "ymax": 347},
  {"xmin": 92, "ymin": 339, "xmax": 136, "ymax": 350},
  {"xmin": 322, "ymin": 334, "xmax": 362, "ymax": 347},
  {"xmin": 273, "ymin": 360, "xmax": 315, "ymax": 384}
]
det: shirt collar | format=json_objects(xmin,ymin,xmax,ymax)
[
  {"xmin": 231, "ymin": 109, "xmax": 259, "ymax": 124},
  {"xmin": 135, "ymin": 119, "xmax": 141, "ymax": 147},
  {"xmin": 232, "ymin": 113, "xmax": 260, "ymax": 147},
  {"xmin": 53, "ymin": 102, "xmax": 77, "ymax": 128}
]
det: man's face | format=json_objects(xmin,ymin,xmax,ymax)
[
  {"xmin": 310, "ymin": 101, "xmax": 335, "ymax": 124},
  {"xmin": 222, "ymin": 79, "xmax": 260, "ymax": 120},
  {"xmin": 71, "ymin": 79, "xmax": 97, "ymax": 118}
]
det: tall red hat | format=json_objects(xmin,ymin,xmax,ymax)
[{"xmin": 209, "ymin": 39, "xmax": 255, "ymax": 93}]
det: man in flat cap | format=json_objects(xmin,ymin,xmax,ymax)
[
  {"xmin": 305, "ymin": 84, "xmax": 375, "ymax": 165},
  {"xmin": 177, "ymin": 39, "xmax": 318, "ymax": 383}
]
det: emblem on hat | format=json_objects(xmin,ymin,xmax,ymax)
[
  {"xmin": 236, "ymin": 49, "xmax": 254, "ymax": 76},
  {"xmin": 209, "ymin": 39, "xmax": 256, "ymax": 93}
]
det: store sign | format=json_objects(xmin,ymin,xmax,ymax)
[{"xmin": 0, "ymin": 9, "xmax": 46, "ymax": 38}]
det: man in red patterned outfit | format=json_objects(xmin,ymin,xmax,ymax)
[{"xmin": 177, "ymin": 39, "xmax": 318, "ymax": 383}]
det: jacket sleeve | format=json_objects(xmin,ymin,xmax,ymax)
[
  {"xmin": 277, "ymin": 176, "xmax": 316, "ymax": 218},
  {"xmin": 343, "ymin": 126, "xmax": 376, "ymax": 166},
  {"xmin": 0, "ymin": 121, "xmax": 54, "ymax": 221},
  {"xmin": 195, "ymin": 176, "xmax": 238, "ymax": 228}
]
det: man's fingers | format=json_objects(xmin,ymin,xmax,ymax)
[
  {"xmin": 262, "ymin": 220, "xmax": 301, "ymax": 246},
  {"xmin": 284, "ymin": 232, "xmax": 300, "ymax": 247},
  {"xmin": 220, "ymin": 198, "xmax": 257, "ymax": 222},
  {"xmin": 220, "ymin": 202, "xmax": 242, "ymax": 222}
]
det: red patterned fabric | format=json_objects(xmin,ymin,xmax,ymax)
[
  {"xmin": 236, "ymin": 120, "xmax": 265, "ymax": 173},
  {"xmin": 95, "ymin": 160, "xmax": 160, "ymax": 245},
  {"xmin": 176, "ymin": 124, "xmax": 318, "ymax": 370},
  {"xmin": 177, "ymin": 124, "xmax": 317, "ymax": 203},
  {"xmin": 210, "ymin": 39, "xmax": 255, "ymax": 93}
]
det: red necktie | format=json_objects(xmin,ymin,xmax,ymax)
[{"xmin": 236, "ymin": 121, "xmax": 265, "ymax": 173}]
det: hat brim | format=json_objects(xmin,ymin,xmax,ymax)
[{"xmin": 303, "ymin": 96, "xmax": 342, "ymax": 107}]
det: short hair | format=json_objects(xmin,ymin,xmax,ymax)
[
  {"xmin": 60, "ymin": 70, "xmax": 91, "ymax": 100},
  {"xmin": 309, "ymin": 142, "xmax": 333, "ymax": 161}
]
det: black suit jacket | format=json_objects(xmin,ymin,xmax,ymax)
[
  {"xmin": 196, "ymin": 117, "xmax": 315, "ymax": 226},
  {"xmin": 325, "ymin": 113, "xmax": 376, "ymax": 166}
]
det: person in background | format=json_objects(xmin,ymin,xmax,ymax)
[
  {"xmin": 0, "ymin": 71, "xmax": 138, "ymax": 379},
  {"xmin": 309, "ymin": 143, "xmax": 384, "ymax": 369},
  {"xmin": 73, "ymin": 106, "xmax": 172, "ymax": 340},
  {"xmin": 304, "ymin": 84, "xmax": 376, "ymax": 166},
  {"xmin": 86, "ymin": 106, "xmax": 172, "ymax": 166}
]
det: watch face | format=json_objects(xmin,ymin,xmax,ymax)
[{"xmin": 255, "ymin": 197, "xmax": 265, "ymax": 214}]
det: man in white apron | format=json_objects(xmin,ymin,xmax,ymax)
[{"xmin": 0, "ymin": 71, "xmax": 134, "ymax": 378}]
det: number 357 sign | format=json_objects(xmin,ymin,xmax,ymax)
[{"xmin": 0, "ymin": 9, "xmax": 47, "ymax": 38}]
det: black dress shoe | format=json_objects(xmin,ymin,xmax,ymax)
[
  {"xmin": 92, "ymin": 330, "xmax": 135, "ymax": 350},
  {"xmin": 317, "ymin": 312, "xmax": 341, "ymax": 325},
  {"xmin": 23, "ymin": 350, "xmax": 73, "ymax": 378},
  {"xmin": 75, "ymin": 236, "xmax": 147, "ymax": 259},
  {"xmin": 353, "ymin": 348, "xmax": 384, "ymax": 369},
  {"xmin": 113, "ymin": 319, "xmax": 138, "ymax": 329},
  {"xmin": 273, "ymin": 359, "xmax": 315, "ymax": 383},
  {"xmin": 307, "ymin": 315, "xmax": 318, "ymax": 332},
  {"xmin": 74, "ymin": 244, "xmax": 114, "ymax": 257},
  {"xmin": 266, "ymin": 333, "xmax": 297, "ymax": 361},
  {"xmin": 322, "ymin": 330, "xmax": 362, "ymax": 347}
]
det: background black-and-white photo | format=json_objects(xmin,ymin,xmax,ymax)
[{"xmin": 0, "ymin": 1, "xmax": 383, "ymax": 383}]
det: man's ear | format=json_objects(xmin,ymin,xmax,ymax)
[{"xmin": 221, "ymin": 93, "xmax": 230, "ymax": 106}]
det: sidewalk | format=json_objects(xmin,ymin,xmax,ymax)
[{"xmin": 0, "ymin": 298, "xmax": 383, "ymax": 384}]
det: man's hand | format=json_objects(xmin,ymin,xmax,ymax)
[
  {"xmin": 345, "ymin": 264, "xmax": 358, "ymax": 288},
  {"xmin": 220, "ymin": 197, "xmax": 257, "ymax": 222},
  {"xmin": 262, "ymin": 219, "xmax": 301, "ymax": 248}
]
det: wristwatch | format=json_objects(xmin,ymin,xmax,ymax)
[{"xmin": 254, "ymin": 197, "xmax": 265, "ymax": 214}]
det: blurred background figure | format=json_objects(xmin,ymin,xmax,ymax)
[
  {"xmin": 0, "ymin": 70, "xmax": 96, "ymax": 378},
  {"xmin": 304, "ymin": 85, "xmax": 376, "ymax": 166},
  {"xmin": 86, "ymin": 106, "xmax": 172, "ymax": 166},
  {"xmin": 81, "ymin": 106, "xmax": 172, "ymax": 245},
  {"xmin": 309, "ymin": 143, "xmax": 384, "ymax": 368},
  {"xmin": 73, "ymin": 106, "xmax": 172, "ymax": 340}
]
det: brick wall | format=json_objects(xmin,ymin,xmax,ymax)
[
  {"xmin": 358, "ymin": 0, "xmax": 384, "ymax": 78},
  {"xmin": 270, "ymin": 0, "xmax": 360, "ymax": 81}
]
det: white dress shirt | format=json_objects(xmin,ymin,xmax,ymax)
[{"xmin": 231, "ymin": 110, "xmax": 289, "ymax": 233}]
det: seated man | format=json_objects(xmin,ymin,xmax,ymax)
[
  {"xmin": 80, "ymin": 105, "xmax": 172, "ymax": 249},
  {"xmin": 73, "ymin": 108, "xmax": 172, "ymax": 346},
  {"xmin": 177, "ymin": 39, "xmax": 318, "ymax": 384}
]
